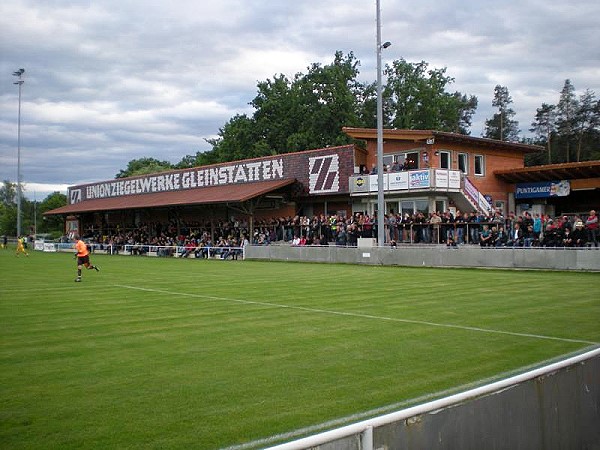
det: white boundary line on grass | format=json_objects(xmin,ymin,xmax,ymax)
[
  {"xmin": 114, "ymin": 284, "xmax": 598, "ymax": 345},
  {"xmin": 114, "ymin": 284, "xmax": 598, "ymax": 450}
]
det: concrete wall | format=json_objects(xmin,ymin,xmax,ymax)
[{"xmin": 246, "ymin": 245, "xmax": 600, "ymax": 271}]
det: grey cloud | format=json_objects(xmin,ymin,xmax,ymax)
[{"xmin": 0, "ymin": 0, "xmax": 598, "ymax": 200}]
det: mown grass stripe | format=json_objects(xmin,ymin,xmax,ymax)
[{"xmin": 115, "ymin": 283, "xmax": 598, "ymax": 345}]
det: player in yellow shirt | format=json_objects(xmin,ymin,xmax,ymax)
[
  {"xmin": 15, "ymin": 236, "xmax": 29, "ymax": 256},
  {"xmin": 73, "ymin": 234, "xmax": 99, "ymax": 282}
]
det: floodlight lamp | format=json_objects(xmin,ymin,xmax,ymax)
[{"xmin": 382, "ymin": 41, "xmax": 391, "ymax": 49}]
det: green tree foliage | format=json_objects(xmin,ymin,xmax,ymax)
[
  {"xmin": 0, "ymin": 182, "xmax": 67, "ymax": 236},
  {"xmin": 115, "ymin": 157, "xmax": 174, "ymax": 178},
  {"xmin": 194, "ymin": 51, "xmax": 365, "ymax": 165},
  {"xmin": 0, "ymin": 181, "xmax": 17, "ymax": 235},
  {"xmin": 483, "ymin": 85, "xmax": 520, "ymax": 141},
  {"xmin": 383, "ymin": 59, "xmax": 477, "ymax": 133},
  {"xmin": 37, "ymin": 192, "xmax": 67, "ymax": 234},
  {"xmin": 528, "ymin": 103, "xmax": 556, "ymax": 165},
  {"xmin": 528, "ymin": 80, "xmax": 599, "ymax": 165},
  {"xmin": 0, "ymin": 180, "xmax": 16, "ymax": 207},
  {"xmin": 574, "ymin": 89, "xmax": 599, "ymax": 162},
  {"xmin": 185, "ymin": 53, "xmax": 477, "ymax": 166},
  {"xmin": 556, "ymin": 79, "xmax": 578, "ymax": 163}
]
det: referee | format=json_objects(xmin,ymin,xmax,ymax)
[{"xmin": 73, "ymin": 234, "xmax": 100, "ymax": 282}]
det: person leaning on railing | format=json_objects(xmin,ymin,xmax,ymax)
[{"xmin": 585, "ymin": 210, "xmax": 598, "ymax": 247}]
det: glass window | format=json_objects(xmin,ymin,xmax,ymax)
[
  {"xmin": 415, "ymin": 200, "xmax": 429, "ymax": 214},
  {"xmin": 383, "ymin": 155, "xmax": 395, "ymax": 168},
  {"xmin": 474, "ymin": 155, "xmax": 485, "ymax": 176},
  {"xmin": 401, "ymin": 201, "xmax": 415, "ymax": 217},
  {"xmin": 435, "ymin": 200, "xmax": 445, "ymax": 214},
  {"xmin": 439, "ymin": 151, "xmax": 451, "ymax": 169},
  {"xmin": 386, "ymin": 201, "xmax": 399, "ymax": 215},
  {"xmin": 458, "ymin": 153, "xmax": 468, "ymax": 174}
]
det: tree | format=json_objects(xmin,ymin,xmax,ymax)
[
  {"xmin": 115, "ymin": 158, "xmax": 174, "ymax": 178},
  {"xmin": 529, "ymin": 103, "xmax": 556, "ymax": 165},
  {"xmin": 0, "ymin": 181, "xmax": 18, "ymax": 235},
  {"xmin": 383, "ymin": 58, "xmax": 477, "ymax": 133},
  {"xmin": 574, "ymin": 89, "xmax": 598, "ymax": 162},
  {"xmin": 201, "ymin": 51, "xmax": 367, "ymax": 164},
  {"xmin": 287, "ymin": 51, "xmax": 363, "ymax": 149},
  {"xmin": 201, "ymin": 114, "xmax": 267, "ymax": 165},
  {"xmin": 555, "ymin": 79, "xmax": 578, "ymax": 163},
  {"xmin": 38, "ymin": 192, "xmax": 67, "ymax": 234},
  {"xmin": 483, "ymin": 85, "xmax": 520, "ymax": 141}
]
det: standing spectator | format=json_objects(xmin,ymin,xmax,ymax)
[
  {"xmin": 455, "ymin": 211, "xmax": 467, "ymax": 244},
  {"xmin": 1, "ymin": 234, "xmax": 7, "ymax": 249},
  {"xmin": 532, "ymin": 213, "xmax": 543, "ymax": 244},
  {"xmin": 468, "ymin": 211, "xmax": 480, "ymax": 245},
  {"xmin": 430, "ymin": 212, "xmax": 442, "ymax": 244},
  {"xmin": 585, "ymin": 209, "xmax": 598, "ymax": 247}
]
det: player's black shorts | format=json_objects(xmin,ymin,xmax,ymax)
[{"xmin": 77, "ymin": 255, "xmax": 90, "ymax": 266}]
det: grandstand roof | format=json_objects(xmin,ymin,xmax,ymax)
[
  {"xmin": 44, "ymin": 178, "xmax": 296, "ymax": 215},
  {"xmin": 494, "ymin": 161, "xmax": 600, "ymax": 183}
]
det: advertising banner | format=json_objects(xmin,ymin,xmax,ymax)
[
  {"xmin": 409, "ymin": 170, "xmax": 430, "ymax": 189},
  {"xmin": 435, "ymin": 170, "xmax": 448, "ymax": 188},
  {"xmin": 388, "ymin": 172, "xmax": 409, "ymax": 190},
  {"xmin": 448, "ymin": 170, "xmax": 461, "ymax": 189},
  {"xmin": 515, "ymin": 180, "xmax": 570, "ymax": 199}
]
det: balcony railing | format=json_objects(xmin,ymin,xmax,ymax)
[
  {"xmin": 349, "ymin": 169, "xmax": 492, "ymax": 213},
  {"xmin": 349, "ymin": 169, "xmax": 462, "ymax": 194}
]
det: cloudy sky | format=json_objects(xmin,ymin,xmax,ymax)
[{"xmin": 1, "ymin": 0, "xmax": 599, "ymax": 200}]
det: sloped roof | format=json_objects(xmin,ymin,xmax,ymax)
[
  {"xmin": 494, "ymin": 161, "xmax": 600, "ymax": 183},
  {"xmin": 44, "ymin": 178, "xmax": 296, "ymax": 216},
  {"xmin": 343, "ymin": 127, "xmax": 544, "ymax": 153}
]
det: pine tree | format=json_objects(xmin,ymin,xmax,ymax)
[
  {"xmin": 530, "ymin": 103, "xmax": 556, "ymax": 164},
  {"xmin": 483, "ymin": 85, "xmax": 519, "ymax": 141}
]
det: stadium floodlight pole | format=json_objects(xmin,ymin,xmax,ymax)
[
  {"xmin": 13, "ymin": 68, "xmax": 25, "ymax": 238},
  {"xmin": 375, "ymin": 1, "xmax": 390, "ymax": 247}
]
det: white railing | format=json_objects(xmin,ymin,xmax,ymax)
[{"xmin": 122, "ymin": 244, "xmax": 245, "ymax": 259}]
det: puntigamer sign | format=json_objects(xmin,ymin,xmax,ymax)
[
  {"xmin": 514, "ymin": 180, "xmax": 570, "ymax": 199},
  {"xmin": 76, "ymin": 159, "xmax": 284, "ymax": 203}
]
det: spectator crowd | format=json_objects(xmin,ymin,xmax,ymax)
[{"xmin": 80, "ymin": 208, "xmax": 598, "ymax": 254}]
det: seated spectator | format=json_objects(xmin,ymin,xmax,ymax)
[
  {"xmin": 523, "ymin": 225, "xmax": 536, "ymax": 247},
  {"xmin": 494, "ymin": 226, "xmax": 508, "ymax": 247},
  {"xmin": 561, "ymin": 227, "xmax": 574, "ymax": 247},
  {"xmin": 506, "ymin": 223, "xmax": 524, "ymax": 247},
  {"xmin": 479, "ymin": 225, "xmax": 492, "ymax": 247},
  {"xmin": 180, "ymin": 239, "xmax": 196, "ymax": 258},
  {"xmin": 571, "ymin": 221, "xmax": 587, "ymax": 247},
  {"xmin": 541, "ymin": 220, "xmax": 560, "ymax": 247}
]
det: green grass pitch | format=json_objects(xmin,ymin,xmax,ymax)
[{"xmin": 1, "ymin": 250, "xmax": 599, "ymax": 449}]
